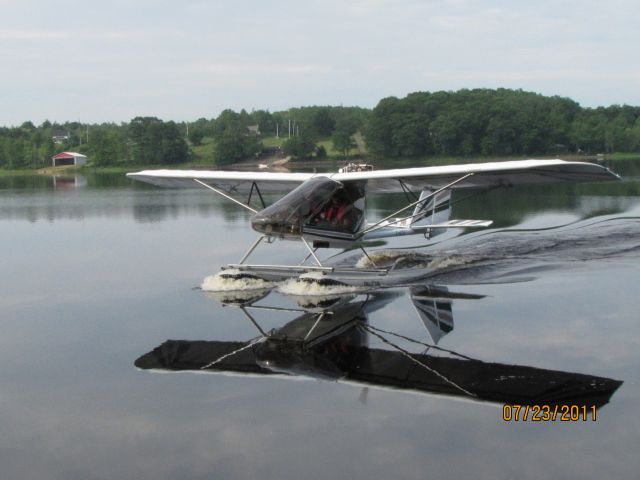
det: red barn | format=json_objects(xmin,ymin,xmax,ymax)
[{"xmin": 52, "ymin": 152, "xmax": 88, "ymax": 167}]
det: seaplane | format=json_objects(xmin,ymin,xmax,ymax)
[{"xmin": 127, "ymin": 159, "xmax": 620, "ymax": 289}]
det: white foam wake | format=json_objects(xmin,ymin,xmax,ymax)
[
  {"xmin": 277, "ymin": 271, "xmax": 366, "ymax": 297},
  {"xmin": 201, "ymin": 269, "xmax": 275, "ymax": 292},
  {"xmin": 355, "ymin": 249, "xmax": 476, "ymax": 271},
  {"xmin": 426, "ymin": 255, "xmax": 477, "ymax": 269},
  {"xmin": 354, "ymin": 250, "xmax": 416, "ymax": 268}
]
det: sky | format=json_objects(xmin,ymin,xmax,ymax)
[{"xmin": 1, "ymin": 0, "xmax": 639, "ymax": 125}]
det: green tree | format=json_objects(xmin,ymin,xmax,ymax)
[
  {"xmin": 129, "ymin": 117, "xmax": 162, "ymax": 164},
  {"xmin": 250, "ymin": 110, "xmax": 275, "ymax": 136},
  {"xmin": 316, "ymin": 144, "xmax": 327, "ymax": 159},
  {"xmin": 331, "ymin": 117, "xmax": 358, "ymax": 158},
  {"xmin": 188, "ymin": 128, "xmax": 205, "ymax": 146},
  {"xmin": 365, "ymin": 88, "xmax": 605, "ymax": 158},
  {"xmin": 90, "ymin": 126, "xmax": 124, "ymax": 165},
  {"xmin": 128, "ymin": 117, "xmax": 188, "ymax": 165},
  {"xmin": 365, "ymin": 96, "xmax": 401, "ymax": 157},
  {"xmin": 311, "ymin": 107, "xmax": 335, "ymax": 137},
  {"xmin": 158, "ymin": 121, "xmax": 189, "ymax": 164},
  {"xmin": 213, "ymin": 109, "xmax": 262, "ymax": 165},
  {"xmin": 283, "ymin": 128, "xmax": 317, "ymax": 160}
]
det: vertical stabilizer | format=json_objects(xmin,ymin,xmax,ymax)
[{"xmin": 411, "ymin": 189, "xmax": 451, "ymax": 228}]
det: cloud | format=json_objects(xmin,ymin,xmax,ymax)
[
  {"xmin": 0, "ymin": 29, "xmax": 71, "ymax": 40},
  {"xmin": 0, "ymin": 0, "xmax": 639, "ymax": 123},
  {"xmin": 194, "ymin": 62, "xmax": 333, "ymax": 76}
]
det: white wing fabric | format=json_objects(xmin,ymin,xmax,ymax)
[
  {"xmin": 331, "ymin": 159, "xmax": 620, "ymax": 191},
  {"xmin": 126, "ymin": 170, "xmax": 315, "ymax": 193},
  {"xmin": 127, "ymin": 159, "xmax": 619, "ymax": 194}
]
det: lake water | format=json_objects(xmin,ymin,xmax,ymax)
[{"xmin": 2, "ymin": 162, "xmax": 640, "ymax": 479}]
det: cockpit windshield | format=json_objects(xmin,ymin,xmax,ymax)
[
  {"xmin": 251, "ymin": 177, "xmax": 341, "ymax": 237},
  {"xmin": 304, "ymin": 181, "xmax": 365, "ymax": 235},
  {"xmin": 251, "ymin": 177, "xmax": 366, "ymax": 238}
]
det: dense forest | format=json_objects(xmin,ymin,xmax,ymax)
[
  {"xmin": 366, "ymin": 89, "xmax": 640, "ymax": 157},
  {"xmin": 1, "ymin": 88, "xmax": 640, "ymax": 170}
]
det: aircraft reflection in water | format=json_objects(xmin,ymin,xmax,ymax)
[{"xmin": 135, "ymin": 287, "xmax": 622, "ymax": 409}]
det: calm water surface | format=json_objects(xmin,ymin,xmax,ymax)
[{"xmin": 2, "ymin": 163, "xmax": 640, "ymax": 479}]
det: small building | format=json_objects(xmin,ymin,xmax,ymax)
[
  {"xmin": 52, "ymin": 152, "xmax": 88, "ymax": 167},
  {"xmin": 247, "ymin": 124, "xmax": 261, "ymax": 135},
  {"xmin": 52, "ymin": 130, "xmax": 70, "ymax": 144}
]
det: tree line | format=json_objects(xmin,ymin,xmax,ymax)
[
  {"xmin": 0, "ymin": 106, "xmax": 368, "ymax": 168},
  {"xmin": 366, "ymin": 89, "xmax": 640, "ymax": 157},
  {"xmin": 1, "ymin": 89, "xmax": 640, "ymax": 169},
  {"xmin": 0, "ymin": 117, "xmax": 188, "ymax": 169}
]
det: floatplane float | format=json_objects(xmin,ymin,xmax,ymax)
[{"xmin": 127, "ymin": 159, "xmax": 620, "ymax": 290}]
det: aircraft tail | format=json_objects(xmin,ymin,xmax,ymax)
[
  {"xmin": 411, "ymin": 189, "xmax": 452, "ymax": 227},
  {"xmin": 406, "ymin": 189, "xmax": 452, "ymax": 239},
  {"xmin": 363, "ymin": 188, "xmax": 491, "ymax": 240}
]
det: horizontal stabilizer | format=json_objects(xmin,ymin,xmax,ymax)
[{"xmin": 412, "ymin": 219, "xmax": 493, "ymax": 229}]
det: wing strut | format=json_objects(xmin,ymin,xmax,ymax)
[
  {"xmin": 193, "ymin": 179, "xmax": 259, "ymax": 214},
  {"xmin": 360, "ymin": 246, "xmax": 378, "ymax": 268},
  {"xmin": 359, "ymin": 172, "xmax": 475, "ymax": 237},
  {"xmin": 248, "ymin": 182, "xmax": 266, "ymax": 209},
  {"xmin": 398, "ymin": 179, "xmax": 419, "ymax": 202},
  {"xmin": 301, "ymin": 237, "xmax": 323, "ymax": 267},
  {"xmin": 238, "ymin": 235, "xmax": 267, "ymax": 264}
]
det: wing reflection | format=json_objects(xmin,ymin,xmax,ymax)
[{"xmin": 135, "ymin": 288, "xmax": 622, "ymax": 409}]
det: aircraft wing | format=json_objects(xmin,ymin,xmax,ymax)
[
  {"xmin": 331, "ymin": 159, "xmax": 620, "ymax": 191},
  {"xmin": 127, "ymin": 159, "xmax": 619, "ymax": 195},
  {"xmin": 126, "ymin": 169, "xmax": 315, "ymax": 193}
]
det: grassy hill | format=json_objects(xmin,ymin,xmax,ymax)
[{"xmin": 190, "ymin": 133, "xmax": 365, "ymax": 165}]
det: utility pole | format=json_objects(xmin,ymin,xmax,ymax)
[
  {"xmin": 276, "ymin": 122, "xmax": 279, "ymax": 138},
  {"xmin": 288, "ymin": 118, "xmax": 291, "ymax": 139}
]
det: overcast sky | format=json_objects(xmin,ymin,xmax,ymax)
[{"xmin": 1, "ymin": 0, "xmax": 638, "ymax": 125}]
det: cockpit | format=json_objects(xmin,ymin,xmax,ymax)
[{"xmin": 251, "ymin": 177, "xmax": 366, "ymax": 239}]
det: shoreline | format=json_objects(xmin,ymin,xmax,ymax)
[{"xmin": 0, "ymin": 153, "xmax": 637, "ymax": 177}]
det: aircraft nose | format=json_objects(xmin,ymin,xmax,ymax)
[{"xmin": 250, "ymin": 213, "xmax": 272, "ymax": 235}]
